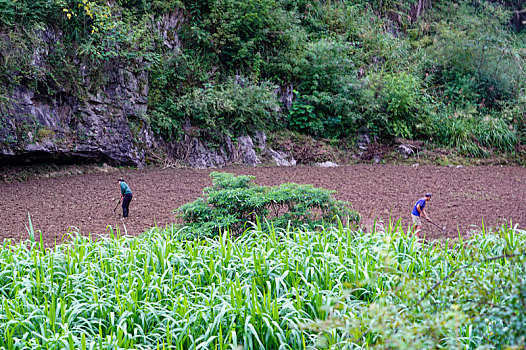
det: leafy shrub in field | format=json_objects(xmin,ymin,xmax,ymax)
[{"xmin": 176, "ymin": 172, "xmax": 360, "ymax": 237}]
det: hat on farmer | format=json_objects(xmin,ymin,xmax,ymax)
[{"xmin": 425, "ymin": 193, "xmax": 432, "ymax": 198}]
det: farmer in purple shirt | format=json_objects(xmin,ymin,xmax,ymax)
[{"xmin": 411, "ymin": 193, "xmax": 432, "ymax": 237}]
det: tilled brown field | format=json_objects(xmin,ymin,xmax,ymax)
[{"xmin": 0, "ymin": 165, "xmax": 525, "ymax": 245}]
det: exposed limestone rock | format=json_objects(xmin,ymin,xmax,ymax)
[
  {"xmin": 186, "ymin": 137, "xmax": 228, "ymax": 169},
  {"xmin": 316, "ymin": 161, "xmax": 339, "ymax": 167},
  {"xmin": 1, "ymin": 64, "xmax": 153, "ymax": 166},
  {"xmin": 154, "ymin": 10, "xmax": 184, "ymax": 50},
  {"xmin": 395, "ymin": 138, "xmax": 424, "ymax": 158},
  {"xmin": 267, "ymin": 149, "xmax": 297, "ymax": 166},
  {"xmin": 0, "ymin": 15, "xmax": 297, "ymax": 169},
  {"xmin": 398, "ymin": 144, "xmax": 414, "ymax": 158},
  {"xmin": 0, "ymin": 24, "xmax": 155, "ymax": 167},
  {"xmin": 182, "ymin": 132, "xmax": 296, "ymax": 169},
  {"xmin": 237, "ymin": 135, "xmax": 261, "ymax": 166},
  {"xmin": 253, "ymin": 131, "xmax": 296, "ymax": 166},
  {"xmin": 277, "ymin": 84, "xmax": 294, "ymax": 110},
  {"xmin": 356, "ymin": 131, "xmax": 371, "ymax": 150}
]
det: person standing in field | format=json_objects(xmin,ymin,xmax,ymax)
[
  {"xmin": 118, "ymin": 178, "xmax": 133, "ymax": 219},
  {"xmin": 411, "ymin": 193, "xmax": 432, "ymax": 237}
]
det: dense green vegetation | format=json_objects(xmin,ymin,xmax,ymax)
[
  {"xmin": 177, "ymin": 172, "xmax": 360, "ymax": 238},
  {"xmin": 0, "ymin": 217, "xmax": 524, "ymax": 348},
  {"xmin": 1, "ymin": 0, "xmax": 526, "ymax": 156}
]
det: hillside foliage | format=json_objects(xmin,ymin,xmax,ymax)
[{"xmin": 1, "ymin": 0, "xmax": 525, "ymax": 155}]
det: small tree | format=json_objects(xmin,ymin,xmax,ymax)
[{"xmin": 176, "ymin": 172, "xmax": 360, "ymax": 238}]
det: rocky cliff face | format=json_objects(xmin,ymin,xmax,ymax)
[
  {"xmin": 0, "ymin": 11, "xmax": 295, "ymax": 168},
  {"xmin": 0, "ymin": 21, "xmax": 161, "ymax": 167},
  {"xmin": 176, "ymin": 131, "xmax": 296, "ymax": 169}
]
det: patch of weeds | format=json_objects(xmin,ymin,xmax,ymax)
[{"xmin": 268, "ymin": 130, "xmax": 345, "ymax": 164}]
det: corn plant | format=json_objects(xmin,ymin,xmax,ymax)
[{"xmin": 0, "ymin": 218, "xmax": 524, "ymax": 349}]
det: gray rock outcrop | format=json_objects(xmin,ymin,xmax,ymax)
[
  {"xmin": 0, "ymin": 22, "xmax": 159, "ymax": 166},
  {"xmin": 395, "ymin": 138, "xmax": 424, "ymax": 158},
  {"xmin": 181, "ymin": 131, "xmax": 296, "ymax": 169},
  {"xmin": 316, "ymin": 161, "xmax": 339, "ymax": 167},
  {"xmin": 1, "ymin": 66, "xmax": 153, "ymax": 166}
]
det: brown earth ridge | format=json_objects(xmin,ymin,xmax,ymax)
[{"xmin": 0, "ymin": 165, "xmax": 525, "ymax": 246}]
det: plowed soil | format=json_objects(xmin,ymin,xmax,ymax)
[{"xmin": 1, "ymin": 165, "xmax": 525, "ymax": 246}]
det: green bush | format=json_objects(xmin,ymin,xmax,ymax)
[
  {"xmin": 476, "ymin": 115, "xmax": 517, "ymax": 152},
  {"xmin": 0, "ymin": 0, "xmax": 58, "ymax": 28},
  {"xmin": 181, "ymin": 0, "xmax": 301, "ymax": 79},
  {"xmin": 369, "ymin": 71, "xmax": 426, "ymax": 139},
  {"xmin": 292, "ymin": 38, "xmax": 359, "ymax": 137},
  {"xmin": 174, "ymin": 79, "xmax": 281, "ymax": 140},
  {"xmin": 287, "ymin": 91, "xmax": 320, "ymax": 135},
  {"xmin": 116, "ymin": 0, "xmax": 182, "ymax": 15},
  {"xmin": 150, "ymin": 77, "xmax": 281, "ymax": 142},
  {"xmin": 425, "ymin": 2, "xmax": 521, "ymax": 110},
  {"xmin": 435, "ymin": 110, "xmax": 489, "ymax": 157},
  {"xmin": 176, "ymin": 172, "xmax": 360, "ymax": 237},
  {"xmin": 147, "ymin": 51, "xmax": 213, "ymax": 140},
  {"xmin": 148, "ymin": 97, "xmax": 184, "ymax": 141}
]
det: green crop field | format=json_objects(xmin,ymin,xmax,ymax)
[{"xmin": 0, "ymin": 218, "xmax": 524, "ymax": 349}]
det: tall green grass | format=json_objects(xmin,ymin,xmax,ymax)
[
  {"xmin": 431, "ymin": 111, "xmax": 518, "ymax": 157},
  {"xmin": 0, "ymin": 221, "xmax": 524, "ymax": 349}
]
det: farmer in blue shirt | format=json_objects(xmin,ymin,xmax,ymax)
[
  {"xmin": 411, "ymin": 193, "xmax": 432, "ymax": 237},
  {"xmin": 118, "ymin": 178, "xmax": 133, "ymax": 219}
]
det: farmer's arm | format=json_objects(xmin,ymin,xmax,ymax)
[
  {"xmin": 421, "ymin": 207, "xmax": 431, "ymax": 221},
  {"xmin": 417, "ymin": 204, "xmax": 431, "ymax": 221}
]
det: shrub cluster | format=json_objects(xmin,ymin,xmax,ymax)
[
  {"xmin": 150, "ymin": 79, "xmax": 280, "ymax": 142},
  {"xmin": 176, "ymin": 172, "xmax": 360, "ymax": 237}
]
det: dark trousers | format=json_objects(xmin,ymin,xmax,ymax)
[{"xmin": 122, "ymin": 193, "xmax": 133, "ymax": 218}]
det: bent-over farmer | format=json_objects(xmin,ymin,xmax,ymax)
[
  {"xmin": 118, "ymin": 178, "xmax": 133, "ymax": 219},
  {"xmin": 411, "ymin": 193, "xmax": 432, "ymax": 237}
]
